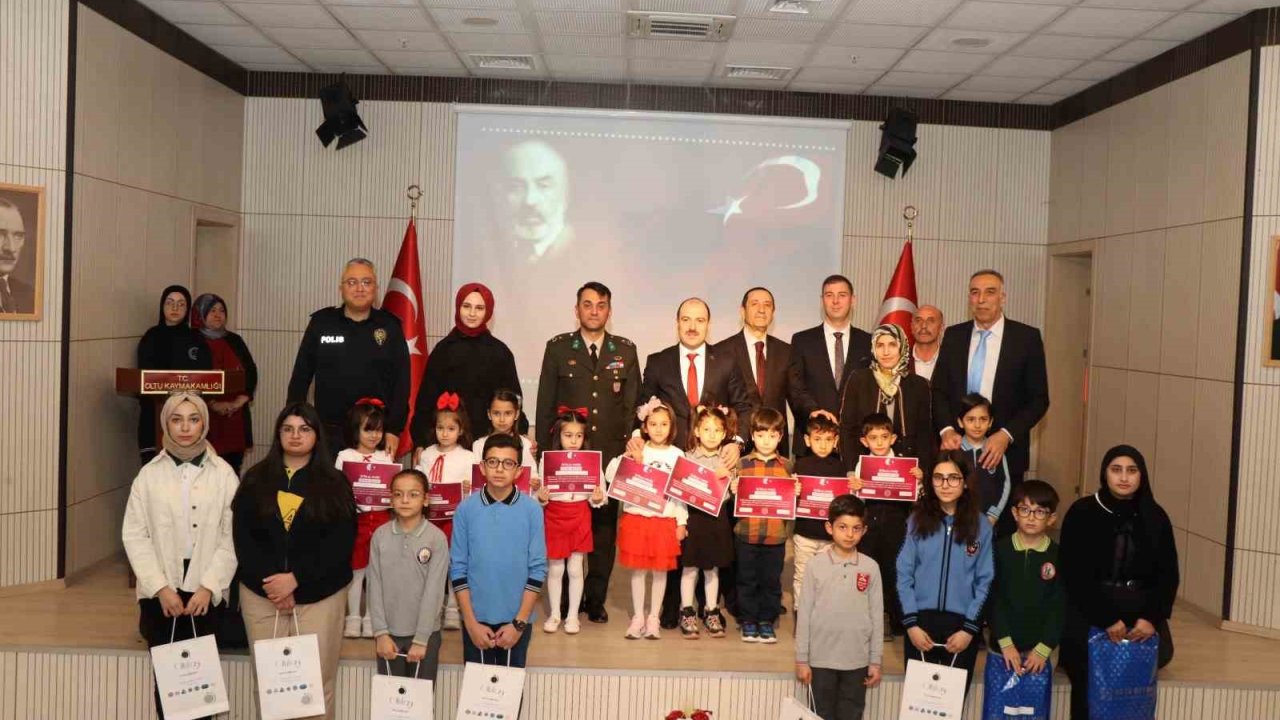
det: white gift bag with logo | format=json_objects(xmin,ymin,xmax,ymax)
[
  {"xmin": 150, "ymin": 616, "xmax": 231, "ymax": 720},
  {"xmin": 777, "ymin": 686, "xmax": 822, "ymax": 720},
  {"xmin": 371, "ymin": 655, "xmax": 434, "ymax": 720},
  {"xmin": 454, "ymin": 651, "xmax": 525, "ymax": 720},
  {"xmin": 899, "ymin": 649, "xmax": 968, "ymax": 720},
  {"xmin": 253, "ymin": 611, "xmax": 327, "ymax": 720}
]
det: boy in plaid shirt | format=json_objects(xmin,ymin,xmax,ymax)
[{"xmin": 733, "ymin": 407, "xmax": 792, "ymax": 643}]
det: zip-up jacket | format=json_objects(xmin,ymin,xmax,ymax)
[
  {"xmin": 960, "ymin": 438, "xmax": 1011, "ymax": 522},
  {"xmin": 896, "ymin": 514, "xmax": 994, "ymax": 635}
]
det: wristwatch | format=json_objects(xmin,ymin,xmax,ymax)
[{"xmin": 511, "ymin": 618, "xmax": 528, "ymax": 632}]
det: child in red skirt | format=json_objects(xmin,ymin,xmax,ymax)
[
  {"xmin": 335, "ymin": 398, "xmax": 396, "ymax": 638},
  {"xmin": 534, "ymin": 410, "xmax": 606, "ymax": 635},
  {"xmin": 606, "ymin": 398, "xmax": 688, "ymax": 640},
  {"xmin": 679, "ymin": 404, "xmax": 739, "ymax": 640},
  {"xmin": 415, "ymin": 392, "xmax": 477, "ymax": 629}
]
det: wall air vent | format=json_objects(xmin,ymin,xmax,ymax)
[
  {"xmin": 724, "ymin": 65, "xmax": 793, "ymax": 80},
  {"xmin": 627, "ymin": 12, "xmax": 735, "ymax": 41}
]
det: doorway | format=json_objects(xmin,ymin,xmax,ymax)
[
  {"xmin": 1039, "ymin": 246, "xmax": 1093, "ymax": 505},
  {"xmin": 190, "ymin": 208, "xmax": 240, "ymax": 323}
]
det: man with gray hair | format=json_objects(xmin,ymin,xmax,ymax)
[
  {"xmin": 910, "ymin": 304, "xmax": 944, "ymax": 382},
  {"xmin": 287, "ymin": 258, "xmax": 411, "ymax": 457}
]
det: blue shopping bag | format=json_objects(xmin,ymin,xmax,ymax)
[
  {"xmin": 981, "ymin": 653, "xmax": 1052, "ymax": 720},
  {"xmin": 1087, "ymin": 627, "xmax": 1158, "ymax": 720}
]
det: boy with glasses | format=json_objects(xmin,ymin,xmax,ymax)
[{"xmin": 990, "ymin": 480, "xmax": 1063, "ymax": 676}]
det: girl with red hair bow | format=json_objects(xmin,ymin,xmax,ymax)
[
  {"xmin": 414, "ymin": 392, "xmax": 478, "ymax": 630},
  {"xmin": 336, "ymin": 397, "xmax": 396, "ymax": 639}
]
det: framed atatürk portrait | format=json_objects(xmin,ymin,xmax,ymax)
[{"xmin": 0, "ymin": 182, "xmax": 44, "ymax": 321}]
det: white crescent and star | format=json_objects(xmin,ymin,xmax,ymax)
[
  {"xmin": 385, "ymin": 278, "xmax": 425, "ymax": 357},
  {"xmin": 707, "ymin": 155, "xmax": 822, "ymax": 224}
]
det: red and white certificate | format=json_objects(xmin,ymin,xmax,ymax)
[
  {"xmin": 470, "ymin": 464, "xmax": 532, "ymax": 495},
  {"xmin": 857, "ymin": 455, "xmax": 919, "ymax": 501},
  {"xmin": 796, "ymin": 475, "xmax": 849, "ymax": 519},
  {"xmin": 541, "ymin": 450, "xmax": 602, "ymax": 494},
  {"xmin": 341, "ymin": 460, "xmax": 401, "ymax": 508},
  {"xmin": 606, "ymin": 457, "xmax": 671, "ymax": 513},
  {"xmin": 665, "ymin": 456, "xmax": 730, "ymax": 517},
  {"xmin": 427, "ymin": 482, "xmax": 463, "ymax": 521},
  {"xmin": 734, "ymin": 476, "xmax": 796, "ymax": 520}
]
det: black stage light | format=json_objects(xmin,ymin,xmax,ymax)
[
  {"xmin": 874, "ymin": 107, "xmax": 918, "ymax": 179},
  {"xmin": 316, "ymin": 77, "xmax": 367, "ymax": 150}
]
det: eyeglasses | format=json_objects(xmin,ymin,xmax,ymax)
[
  {"xmin": 931, "ymin": 473, "xmax": 964, "ymax": 487},
  {"xmin": 163, "ymin": 299, "xmax": 187, "ymax": 308},
  {"xmin": 1013, "ymin": 505, "xmax": 1052, "ymax": 520},
  {"xmin": 483, "ymin": 458, "xmax": 520, "ymax": 470},
  {"xmin": 279, "ymin": 425, "xmax": 314, "ymax": 436},
  {"xmin": 343, "ymin": 278, "xmax": 376, "ymax": 288}
]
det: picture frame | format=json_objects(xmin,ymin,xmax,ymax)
[
  {"xmin": 0, "ymin": 182, "xmax": 45, "ymax": 321},
  {"xmin": 1267, "ymin": 235, "xmax": 1280, "ymax": 368}
]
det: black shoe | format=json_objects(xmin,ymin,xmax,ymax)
[
  {"xmin": 660, "ymin": 614, "xmax": 679, "ymax": 630},
  {"xmin": 587, "ymin": 607, "xmax": 609, "ymax": 624}
]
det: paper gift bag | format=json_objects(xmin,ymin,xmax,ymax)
[
  {"xmin": 253, "ymin": 612, "xmax": 327, "ymax": 720},
  {"xmin": 371, "ymin": 655, "xmax": 434, "ymax": 720},
  {"xmin": 777, "ymin": 690, "xmax": 822, "ymax": 720},
  {"xmin": 899, "ymin": 657, "xmax": 968, "ymax": 720},
  {"xmin": 454, "ymin": 659, "xmax": 525, "ymax": 720},
  {"xmin": 1087, "ymin": 628, "xmax": 1158, "ymax": 720},
  {"xmin": 981, "ymin": 653, "xmax": 1053, "ymax": 720},
  {"xmin": 150, "ymin": 617, "xmax": 231, "ymax": 720}
]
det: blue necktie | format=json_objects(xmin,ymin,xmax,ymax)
[{"xmin": 967, "ymin": 329, "xmax": 992, "ymax": 395}]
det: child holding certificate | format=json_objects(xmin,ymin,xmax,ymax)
[
  {"xmin": 896, "ymin": 450, "xmax": 994, "ymax": 700},
  {"xmin": 607, "ymin": 398, "xmax": 687, "ymax": 640},
  {"xmin": 471, "ymin": 389, "xmax": 538, "ymax": 479},
  {"xmin": 336, "ymin": 398, "xmax": 396, "ymax": 639},
  {"xmin": 733, "ymin": 407, "xmax": 792, "ymax": 644},
  {"xmin": 677, "ymin": 404, "xmax": 738, "ymax": 640},
  {"xmin": 791, "ymin": 414, "xmax": 849, "ymax": 607},
  {"xmin": 415, "ymin": 391, "xmax": 477, "ymax": 629},
  {"xmin": 534, "ymin": 410, "xmax": 606, "ymax": 634}
]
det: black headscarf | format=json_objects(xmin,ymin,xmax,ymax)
[
  {"xmin": 1095, "ymin": 444, "xmax": 1163, "ymax": 581},
  {"xmin": 157, "ymin": 285, "xmax": 193, "ymax": 328}
]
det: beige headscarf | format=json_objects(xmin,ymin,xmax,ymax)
[
  {"xmin": 160, "ymin": 392, "xmax": 210, "ymax": 462},
  {"xmin": 870, "ymin": 323, "xmax": 910, "ymax": 408}
]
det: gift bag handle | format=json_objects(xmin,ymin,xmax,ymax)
[
  {"xmin": 919, "ymin": 642, "xmax": 959, "ymax": 667},
  {"xmin": 271, "ymin": 610, "xmax": 301, "ymax": 640},
  {"xmin": 378, "ymin": 653, "xmax": 424, "ymax": 679},
  {"xmin": 168, "ymin": 615, "xmax": 199, "ymax": 645}
]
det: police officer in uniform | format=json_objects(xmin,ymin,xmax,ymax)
[{"xmin": 536, "ymin": 281, "xmax": 640, "ymax": 623}]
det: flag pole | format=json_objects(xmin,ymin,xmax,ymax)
[
  {"xmin": 407, "ymin": 184, "xmax": 421, "ymax": 217},
  {"xmin": 903, "ymin": 204, "xmax": 917, "ymax": 244}
]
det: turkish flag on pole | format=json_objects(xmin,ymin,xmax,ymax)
[
  {"xmin": 877, "ymin": 239, "xmax": 919, "ymax": 345},
  {"xmin": 383, "ymin": 216, "xmax": 428, "ymax": 452}
]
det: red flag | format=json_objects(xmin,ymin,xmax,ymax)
[
  {"xmin": 877, "ymin": 240, "xmax": 919, "ymax": 345},
  {"xmin": 383, "ymin": 217, "xmax": 427, "ymax": 452}
]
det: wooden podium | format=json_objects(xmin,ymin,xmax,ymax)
[{"xmin": 115, "ymin": 368, "xmax": 247, "ymax": 449}]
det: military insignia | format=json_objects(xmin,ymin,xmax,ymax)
[
  {"xmin": 373, "ymin": 328, "xmax": 387, "ymax": 346},
  {"xmin": 613, "ymin": 382, "xmax": 621, "ymax": 393},
  {"xmin": 568, "ymin": 359, "xmax": 577, "ymax": 366},
  {"xmin": 417, "ymin": 548, "xmax": 432, "ymax": 565},
  {"xmin": 607, "ymin": 341, "xmax": 616, "ymax": 352},
  {"xmin": 966, "ymin": 541, "xmax": 980, "ymax": 557},
  {"xmin": 571, "ymin": 338, "xmax": 581, "ymax": 350},
  {"xmin": 1040, "ymin": 562, "xmax": 1056, "ymax": 581},
  {"xmin": 856, "ymin": 572, "xmax": 870, "ymax": 592},
  {"xmin": 606, "ymin": 360, "xmax": 624, "ymax": 370}
]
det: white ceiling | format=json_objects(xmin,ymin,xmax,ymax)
[{"xmin": 138, "ymin": 0, "xmax": 1274, "ymax": 105}]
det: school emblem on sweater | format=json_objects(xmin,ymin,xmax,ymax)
[
  {"xmin": 966, "ymin": 540, "xmax": 980, "ymax": 557},
  {"xmin": 373, "ymin": 328, "xmax": 387, "ymax": 346},
  {"xmin": 856, "ymin": 572, "xmax": 870, "ymax": 592},
  {"xmin": 417, "ymin": 548, "xmax": 432, "ymax": 565},
  {"xmin": 1041, "ymin": 562, "xmax": 1056, "ymax": 580}
]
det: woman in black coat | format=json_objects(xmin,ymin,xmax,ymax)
[
  {"xmin": 411, "ymin": 282, "xmax": 528, "ymax": 449},
  {"xmin": 1059, "ymin": 444, "xmax": 1178, "ymax": 719},
  {"xmin": 136, "ymin": 285, "xmax": 211, "ymax": 463}
]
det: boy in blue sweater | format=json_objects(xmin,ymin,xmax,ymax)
[{"xmin": 451, "ymin": 433, "xmax": 547, "ymax": 667}]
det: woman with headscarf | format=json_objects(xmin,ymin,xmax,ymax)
[
  {"xmin": 122, "ymin": 393, "xmax": 239, "ymax": 719},
  {"xmin": 136, "ymin": 285, "xmax": 212, "ymax": 464},
  {"xmin": 838, "ymin": 322, "xmax": 934, "ymax": 637},
  {"xmin": 1059, "ymin": 445, "xmax": 1179, "ymax": 719},
  {"xmin": 191, "ymin": 293, "xmax": 258, "ymax": 476},
  {"xmin": 411, "ymin": 283, "xmax": 528, "ymax": 453}
]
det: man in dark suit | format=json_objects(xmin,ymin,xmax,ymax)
[
  {"xmin": 0, "ymin": 197, "xmax": 35, "ymax": 315},
  {"xmin": 788, "ymin": 274, "xmax": 873, "ymax": 456},
  {"xmin": 932, "ymin": 269, "xmax": 1049, "ymax": 536},
  {"xmin": 712, "ymin": 287, "xmax": 797, "ymax": 457}
]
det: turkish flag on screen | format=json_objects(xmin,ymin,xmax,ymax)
[
  {"xmin": 383, "ymin": 217, "xmax": 427, "ymax": 452},
  {"xmin": 877, "ymin": 240, "xmax": 918, "ymax": 345}
]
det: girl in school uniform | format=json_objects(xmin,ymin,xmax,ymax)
[
  {"xmin": 607, "ymin": 397, "xmax": 687, "ymax": 640},
  {"xmin": 122, "ymin": 393, "xmax": 239, "ymax": 720},
  {"xmin": 414, "ymin": 391, "xmax": 478, "ymax": 629},
  {"xmin": 471, "ymin": 388, "xmax": 538, "ymax": 482},
  {"xmin": 678, "ymin": 404, "xmax": 739, "ymax": 640},
  {"xmin": 335, "ymin": 398, "xmax": 396, "ymax": 639},
  {"xmin": 534, "ymin": 409, "xmax": 607, "ymax": 634}
]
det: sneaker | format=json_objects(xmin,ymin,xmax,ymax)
[
  {"xmin": 679, "ymin": 607, "xmax": 701, "ymax": 639},
  {"xmin": 343, "ymin": 616, "xmax": 361, "ymax": 638},
  {"xmin": 644, "ymin": 615, "xmax": 661, "ymax": 640},
  {"xmin": 542, "ymin": 615, "xmax": 561, "ymax": 633},
  {"xmin": 443, "ymin": 606, "xmax": 461, "ymax": 630},
  {"xmin": 361, "ymin": 616, "xmax": 374, "ymax": 638},
  {"xmin": 563, "ymin": 617, "xmax": 581, "ymax": 635},
  {"xmin": 740, "ymin": 622, "xmax": 760, "ymax": 642},
  {"xmin": 704, "ymin": 608, "xmax": 726, "ymax": 639},
  {"xmin": 625, "ymin": 614, "xmax": 645, "ymax": 639},
  {"xmin": 758, "ymin": 622, "xmax": 777, "ymax": 644}
]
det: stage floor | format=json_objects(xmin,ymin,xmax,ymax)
[{"xmin": 1, "ymin": 558, "xmax": 1277, "ymax": 686}]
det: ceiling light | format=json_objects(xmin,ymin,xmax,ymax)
[
  {"xmin": 315, "ymin": 77, "xmax": 367, "ymax": 151},
  {"xmin": 463, "ymin": 17, "xmax": 498, "ymax": 27},
  {"xmin": 769, "ymin": 1, "xmax": 812, "ymax": 15},
  {"xmin": 725, "ymin": 65, "xmax": 792, "ymax": 80},
  {"xmin": 470, "ymin": 54, "xmax": 536, "ymax": 70},
  {"xmin": 951, "ymin": 37, "xmax": 992, "ymax": 49}
]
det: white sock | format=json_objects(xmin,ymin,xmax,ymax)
[
  {"xmin": 347, "ymin": 568, "xmax": 365, "ymax": 617},
  {"xmin": 680, "ymin": 567, "xmax": 699, "ymax": 608},
  {"xmin": 631, "ymin": 570, "xmax": 647, "ymax": 619},
  {"xmin": 566, "ymin": 553, "xmax": 585, "ymax": 618},
  {"xmin": 648, "ymin": 570, "xmax": 668, "ymax": 619},
  {"xmin": 703, "ymin": 567, "xmax": 720, "ymax": 611},
  {"xmin": 546, "ymin": 559, "xmax": 566, "ymax": 621}
]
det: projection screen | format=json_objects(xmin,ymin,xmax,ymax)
[{"xmin": 452, "ymin": 105, "xmax": 849, "ymax": 410}]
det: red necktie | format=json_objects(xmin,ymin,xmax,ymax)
[
  {"xmin": 754, "ymin": 341, "xmax": 766, "ymax": 397},
  {"xmin": 686, "ymin": 353, "xmax": 699, "ymax": 407}
]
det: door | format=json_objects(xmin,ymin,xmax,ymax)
[{"xmin": 1038, "ymin": 250, "xmax": 1093, "ymax": 506}]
